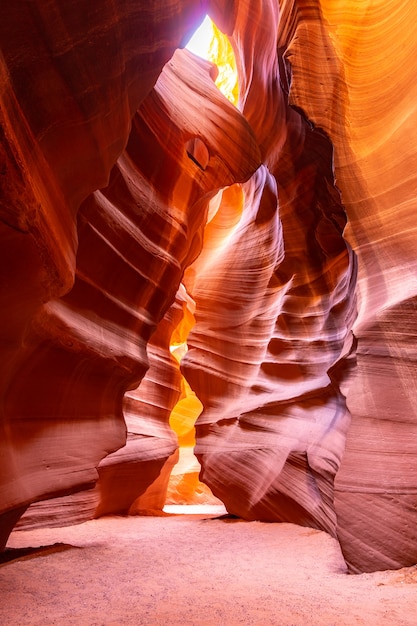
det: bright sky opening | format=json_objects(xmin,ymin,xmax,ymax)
[
  {"xmin": 185, "ymin": 15, "xmax": 214, "ymax": 60},
  {"xmin": 185, "ymin": 15, "xmax": 239, "ymax": 107}
]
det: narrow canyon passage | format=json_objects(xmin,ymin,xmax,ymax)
[
  {"xmin": 2, "ymin": 512, "xmax": 417, "ymax": 626},
  {"xmin": 1, "ymin": 0, "xmax": 417, "ymax": 587}
]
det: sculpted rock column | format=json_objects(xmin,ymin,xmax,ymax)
[
  {"xmin": 319, "ymin": 0, "xmax": 417, "ymax": 573},
  {"xmin": 182, "ymin": 0, "xmax": 356, "ymax": 535},
  {"xmin": 89, "ymin": 48, "xmax": 261, "ymax": 517},
  {"xmin": 184, "ymin": 0, "xmax": 417, "ymax": 572},
  {"xmin": 276, "ymin": 0, "xmax": 417, "ymax": 571},
  {"xmin": 0, "ymin": 2, "xmax": 260, "ymax": 546},
  {"xmin": 2, "ymin": 37, "xmax": 261, "ymax": 536}
]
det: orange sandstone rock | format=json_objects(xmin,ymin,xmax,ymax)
[
  {"xmin": 0, "ymin": 4, "xmax": 259, "ymax": 547},
  {"xmin": 276, "ymin": 0, "xmax": 417, "ymax": 572}
]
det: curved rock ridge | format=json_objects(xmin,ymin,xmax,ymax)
[
  {"xmin": 274, "ymin": 0, "xmax": 417, "ymax": 571},
  {"xmin": 177, "ymin": 0, "xmax": 417, "ymax": 573},
  {"xmin": 89, "ymin": 47, "xmax": 261, "ymax": 517},
  {"xmin": 0, "ymin": 0, "xmax": 208, "ymax": 546},
  {"xmin": 177, "ymin": 0, "xmax": 354, "ymax": 536},
  {"xmin": 0, "ymin": 3, "xmax": 261, "ymax": 546},
  {"xmin": 183, "ymin": 160, "xmax": 355, "ymax": 534}
]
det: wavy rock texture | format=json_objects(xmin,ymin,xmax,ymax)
[
  {"xmin": 0, "ymin": 0, "xmax": 206, "ymax": 547},
  {"xmin": 182, "ymin": 90, "xmax": 356, "ymax": 537},
  {"xmin": 95, "ymin": 287, "xmax": 189, "ymax": 517},
  {"xmin": 181, "ymin": 0, "xmax": 417, "ymax": 571},
  {"xmin": 275, "ymin": 0, "xmax": 417, "ymax": 572},
  {"xmin": 188, "ymin": 0, "xmax": 416, "ymax": 573},
  {"xmin": 182, "ymin": 0, "xmax": 354, "ymax": 534},
  {"xmin": 0, "ymin": 2, "xmax": 260, "ymax": 547},
  {"xmin": 2, "ymin": 0, "xmax": 417, "ymax": 575}
]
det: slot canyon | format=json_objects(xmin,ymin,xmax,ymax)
[{"xmin": 1, "ymin": 1, "xmax": 417, "ymax": 620}]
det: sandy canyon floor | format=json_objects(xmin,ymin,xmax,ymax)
[{"xmin": 1, "ymin": 506, "xmax": 416, "ymax": 625}]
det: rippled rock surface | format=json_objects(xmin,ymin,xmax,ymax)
[{"xmin": 0, "ymin": 2, "xmax": 259, "ymax": 547}]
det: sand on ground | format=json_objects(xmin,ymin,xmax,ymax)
[{"xmin": 1, "ymin": 506, "xmax": 416, "ymax": 626}]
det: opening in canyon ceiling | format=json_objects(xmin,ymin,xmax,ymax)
[
  {"xmin": 186, "ymin": 15, "xmax": 239, "ymax": 106},
  {"xmin": 160, "ymin": 15, "xmax": 242, "ymax": 511}
]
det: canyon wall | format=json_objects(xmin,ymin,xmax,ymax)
[
  {"xmin": 277, "ymin": 0, "xmax": 417, "ymax": 573},
  {"xmin": 1, "ymin": 0, "xmax": 416, "ymax": 573},
  {"xmin": 0, "ymin": 0, "xmax": 260, "ymax": 547}
]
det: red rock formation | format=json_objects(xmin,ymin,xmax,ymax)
[
  {"xmin": 0, "ymin": 3, "xmax": 260, "ymax": 547},
  {"xmin": 190, "ymin": 0, "xmax": 416, "ymax": 574},
  {"xmin": 276, "ymin": 0, "xmax": 417, "ymax": 573},
  {"xmin": 0, "ymin": 0, "xmax": 206, "ymax": 547},
  {"xmin": 2, "ymin": 0, "xmax": 417, "ymax": 574},
  {"xmin": 182, "ymin": 128, "xmax": 356, "ymax": 536}
]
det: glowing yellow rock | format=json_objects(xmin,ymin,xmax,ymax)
[{"xmin": 208, "ymin": 21, "xmax": 239, "ymax": 107}]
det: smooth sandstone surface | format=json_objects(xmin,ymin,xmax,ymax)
[
  {"xmin": 0, "ymin": 2, "xmax": 260, "ymax": 545},
  {"xmin": 277, "ymin": 0, "xmax": 417, "ymax": 572},
  {"xmin": 1, "ymin": 0, "xmax": 416, "ymax": 573}
]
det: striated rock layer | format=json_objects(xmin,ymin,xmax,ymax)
[
  {"xmin": 182, "ymin": 2, "xmax": 357, "ymax": 535},
  {"xmin": 0, "ymin": 0, "xmax": 205, "ymax": 546},
  {"xmin": 183, "ymin": 0, "xmax": 417, "ymax": 571},
  {"xmin": 0, "ymin": 2, "xmax": 260, "ymax": 546},
  {"xmin": 275, "ymin": 0, "xmax": 417, "ymax": 572},
  {"xmin": 2, "ymin": 0, "xmax": 417, "ymax": 574}
]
